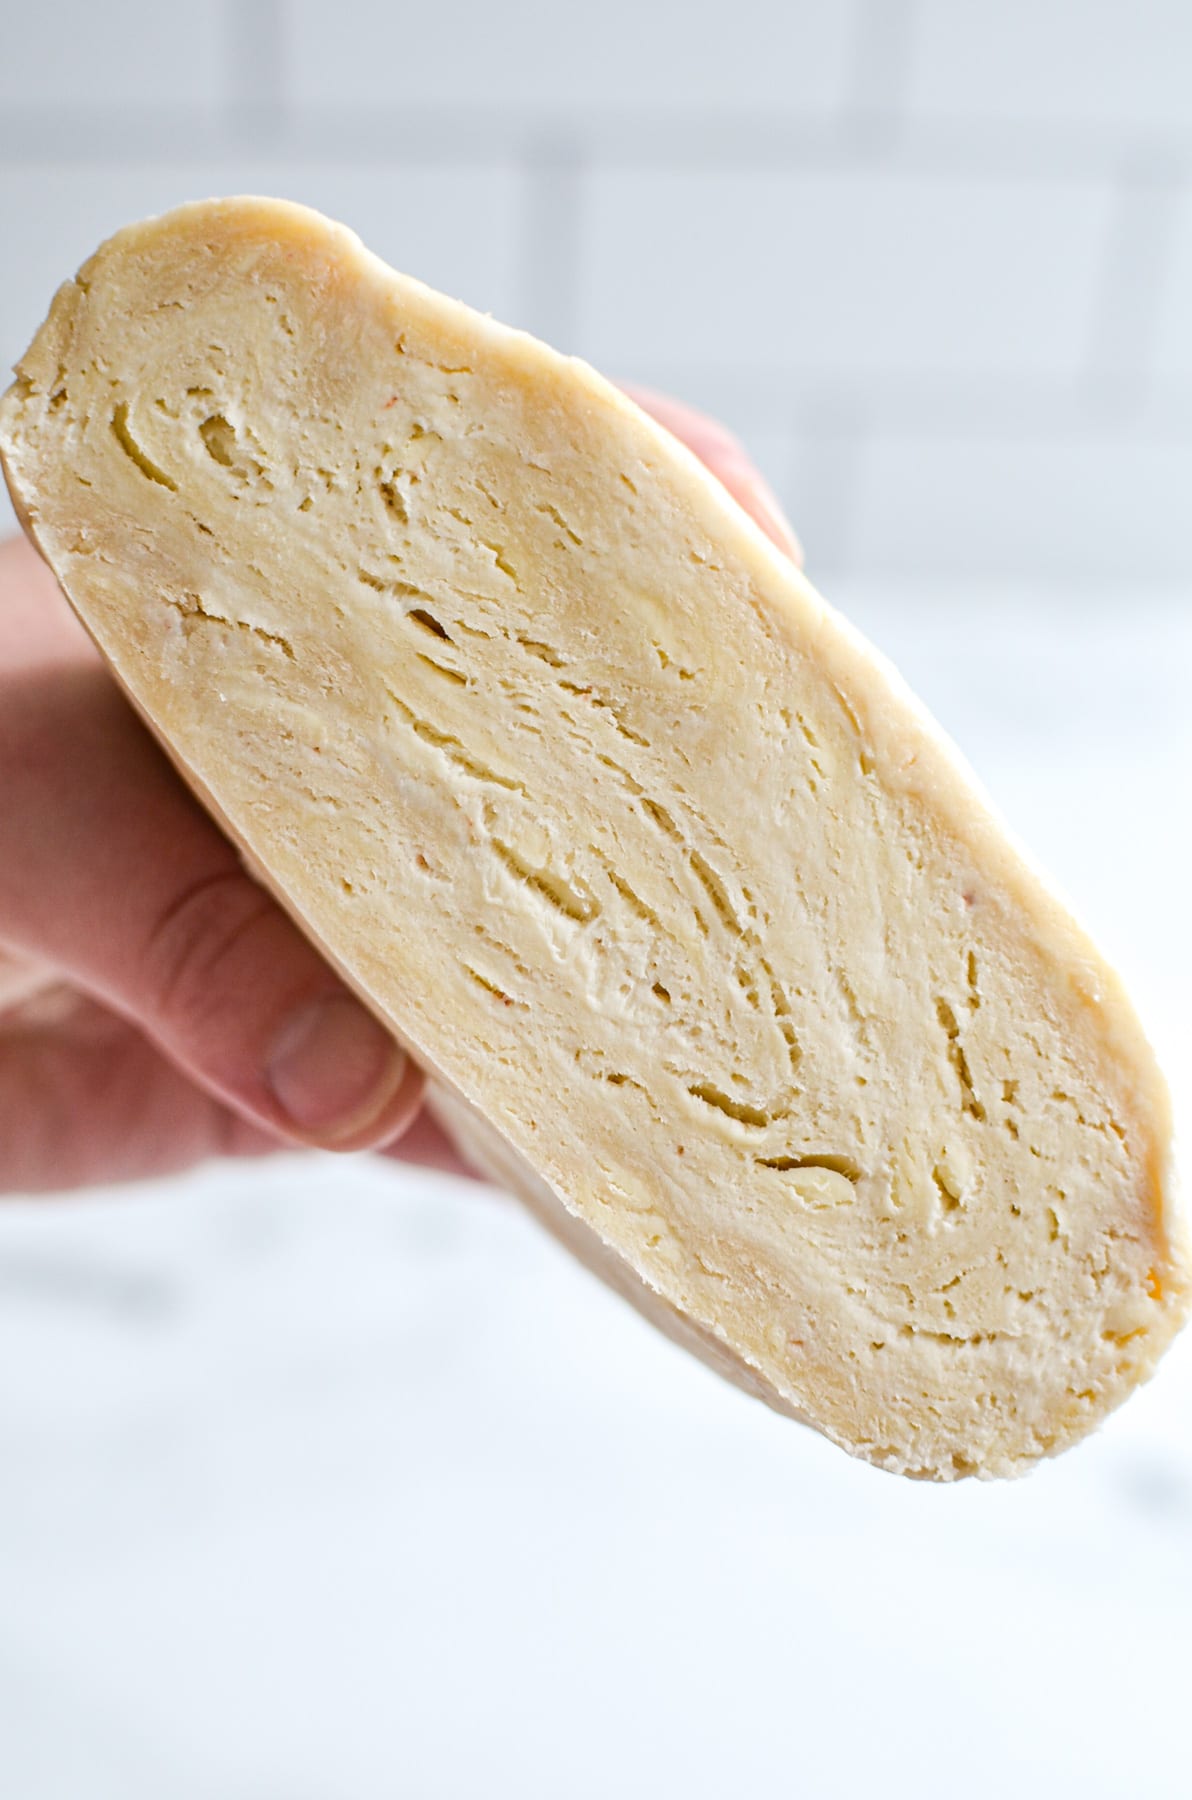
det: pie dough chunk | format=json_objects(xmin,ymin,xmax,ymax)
[{"xmin": 1, "ymin": 197, "xmax": 1186, "ymax": 1477}]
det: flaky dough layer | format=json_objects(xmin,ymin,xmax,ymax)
[{"xmin": 2, "ymin": 197, "xmax": 1187, "ymax": 1477}]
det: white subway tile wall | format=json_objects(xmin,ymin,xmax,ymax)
[
  {"xmin": 287, "ymin": 0, "xmax": 860, "ymax": 114},
  {"xmin": 578, "ymin": 169, "xmax": 1116, "ymax": 377},
  {"xmin": 0, "ymin": 2, "xmax": 227, "ymax": 108},
  {"xmin": 906, "ymin": 0, "xmax": 1192, "ymax": 137},
  {"xmin": 851, "ymin": 435, "xmax": 1192, "ymax": 582},
  {"xmin": 0, "ymin": 0, "xmax": 1189, "ymax": 582}
]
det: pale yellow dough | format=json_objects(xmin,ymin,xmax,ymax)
[{"xmin": 1, "ymin": 196, "xmax": 1187, "ymax": 1477}]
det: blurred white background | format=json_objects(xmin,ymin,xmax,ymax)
[{"xmin": 1, "ymin": 3, "xmax": 1190, "ymax": 1796}]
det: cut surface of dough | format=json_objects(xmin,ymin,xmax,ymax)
[{"xmin": 1, "ymin": 196, "xmax": 1187, "ymax": 1478}]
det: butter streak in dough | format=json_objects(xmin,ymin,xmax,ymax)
[{"xmin": 1, "ymin": 196, "xmax": 1187, "ymax": 1478}]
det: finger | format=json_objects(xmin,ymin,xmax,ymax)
[
  {"xmin": 619, "ymin": 384, "xmax": 803, "ymax": 565},
  {"xmin": 0, "ymin": 660, "xmax": 424, "ymax": 1152},
  {"xmin": 0, "ymin": 945, "xmax": 59, "ymax": 1012},
  {"xmin": 0, "ymin": 534, "xmax": 102, "ymax": 673},
  {"xmin": 0, "ymin": 977, "xmax": 488, "ymax": 1194},
  {"xmin": 0, "ymin": 988, "xmax": 280, "ymax": 1194}
]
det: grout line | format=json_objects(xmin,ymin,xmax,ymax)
[
  {"xmin": 1, "ymin": 105, "xmax": 1191, "ymax": 184},
  {"xmin": 788, "ymin": 394, "xmax": 866, "ymax": 574},
  {"xmin": 843, "ymin": 0, "xmax": 917, "ymax": 152},
  {"xmin": 225, "ymin": 0, "xmax": 287, "ymax": 142},
  {"xmin": 602, "ymin": 364, "xmax": 1192, "ymax": 444},
  {"xmin": 515, "ymin": 137, "xmax": 587, "ymax": 349},
  {"xmin": 1082, "ymin": 155, "xmax": 1184, "ymax": 421}
]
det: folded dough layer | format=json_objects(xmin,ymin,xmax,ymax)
[{"xmin": 2, "ymin": 196, "xmax": 1186, "ymax": 1477}]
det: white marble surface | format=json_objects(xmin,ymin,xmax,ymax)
[{"xmin": 2, "ymin": 583, "xmax": 1190, "ymax": 1799}]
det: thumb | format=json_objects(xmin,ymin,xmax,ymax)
[{"xmin": 0, "ymin": 660, "xmax": 422, "ymax": 1150}]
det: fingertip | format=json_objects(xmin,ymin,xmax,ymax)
[
  {"xmin": 264, "ymin": 992, "xmax": 424, "ymax": 1151},
  {"xmin": 352, "ymin": 1051, "xmax": 427, "ymax": 1153}
]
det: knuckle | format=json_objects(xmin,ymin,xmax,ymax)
[{"xmin": 143, "ymin": 867, "xmax": 275, "ymax": 1032}]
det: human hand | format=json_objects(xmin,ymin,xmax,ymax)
[{"xmin": 0, "ymin": 391, "xmax": 798, "ymax": 1194}]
